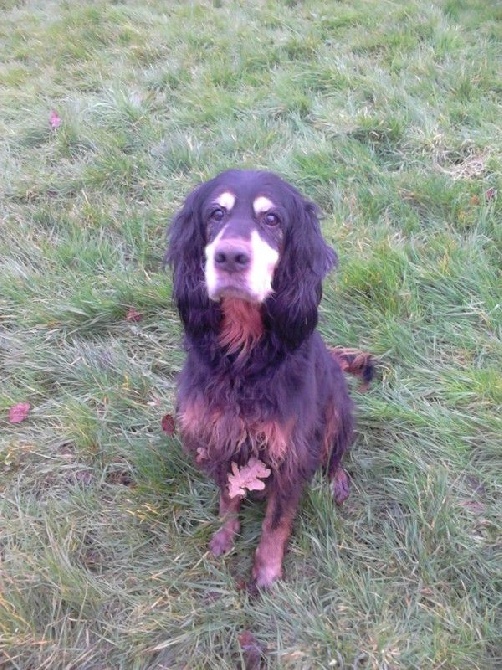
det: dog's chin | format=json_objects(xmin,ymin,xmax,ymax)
[
  {"xmin": 209, "ymin": 286, "xmax": 261, "ymax": 304},
  {"xmin": 207, "ymin": 280, "xmax": 269, "ymax": 304}
]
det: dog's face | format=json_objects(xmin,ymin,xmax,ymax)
[
  {"xmin": 202, "ymin": 172, "xmax": 293, "ymax": 303},
  {"xmin": 167, "ymin": 169, "xmax": 337, "ymax": 348}
]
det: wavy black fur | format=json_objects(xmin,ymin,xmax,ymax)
[{"xmin": 166, "ymin": 169, "xmax": 354, "ymax": 588}]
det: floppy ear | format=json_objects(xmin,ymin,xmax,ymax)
[
  {"xmin": 165, "ymin": 183, "xmax": 220, "ymax": 341},
  {"xmin": 266, "ymin": 196, "xmax": 337, "ymax": 350}
]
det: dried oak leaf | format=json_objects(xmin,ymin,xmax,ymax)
[
  {"xmin": 8, "ymin": 402, "xmax": 31, "ymax": 424},
  {"xmin": 228, "ymin": 458, "xmax": 271, "ymax": 499}
]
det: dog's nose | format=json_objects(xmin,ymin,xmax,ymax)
[{"xmin": 214, "ymin": 242, "xmax": 250, "ymax": 274}]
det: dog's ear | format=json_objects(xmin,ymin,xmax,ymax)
[
  {"xmin": 165, "ymin": 183, "xmax": 220, "ymax": 340},
  {"xmin": 266, "ymin": 196, "xmax": 337, "ymax": 350}
]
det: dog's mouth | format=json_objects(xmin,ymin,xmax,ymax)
[
  {"xmin": 204, "ymin": 230, "xmax": 279, "ymax": 305},
  {"xmin": 208, "ymin": 277, "xmax": 265, "ymax": 304}
]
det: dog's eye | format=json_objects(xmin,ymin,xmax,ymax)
[
  {"xmin": 264, "ymin": 212, "xmax": 279, "ymax": 227},
  {"xmin": 210, "ymin": 207, "xmax": 225, "ymax": 222}
]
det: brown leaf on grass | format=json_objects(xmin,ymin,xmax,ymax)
[
  {"xmin": 238, "ymin": 630, "xmax": 266, "ymax": 670},
  {"xmin": 161, "ymin": 414, "xmax": 176, "ymax": 435},
  {"xmin": 459, "ymin": 500, "xmax": 486, "ymax": 515},
  {"xmin": 161, "ymin": 414, "xmax": 176, "ymax": 434},
  {"xmin": 74, "ymin": 469, "xmax": 94, "ymax": 486},
  {"xmin": 105, "ymin": 469, "xmax": 135, "ymax": 487},
  {"xmin": 49, "ymin": 110, "xmax": 62, "ymax": 129},
  {"xmin": 126, "ymin": 306, "xmax": 143, "ymax": 322},
  {"xmin": 8, "ymin": 402, "xmax": 31, "ymax": 424},
  {"xmin": 228, "ymin": 458, "xmax": 271, "ymax": 499}
]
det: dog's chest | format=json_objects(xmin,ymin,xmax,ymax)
[{"xmin": 178, "ymin": 395, "xmax": 292, "ymax": 468}]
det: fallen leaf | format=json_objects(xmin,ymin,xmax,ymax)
[
  {"xmin": 238, "ymin": 630, "xmax": 266, "ymax": 670},
  {"xmin": 105, "ymin": 469, "xmax": 135, "ymax": 486},
  {"xmin": 74, "ymin": 469, "xmax": 94, "ymax": 486},
  {"xmin": 161, "ymin": 414, "xmax": 176, "ymax": 435},
  {"xmin": 485, "ymin": 187, "xmax": 497, "ymax": 201},
  {"xmin": 8, "ymin": 402, "xmax": 31, "ymax": 423},
  {"xmin": 228, "ymin": 458, "xmax": 271, "ymax": 499},
  {"xmin": 460, "ymin": 500, "xmax": 485, "ymax": 515},
  {"xmin": 126, "ymin": 306, "xmax": 143, "ymax": 322},
  {"xmin": 49, "ymin": 110, "xmax": 62, "ymax": 130}
]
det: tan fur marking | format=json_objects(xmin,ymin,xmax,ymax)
[
  {"xmin": 253, "ymin": 195, "xmax": 274, "ymax": 214},
  {"xmin": 251, "ymin": 419, "xmax": 293, "ymax": 466},
  {"xmin": 179, "ymin": 398, "xmax": 294, "ymax": 467},
  {"xmin": 252, "ymin": 490, "xmax": 301, "ymax": 588},
  {"xmin": 215, "ymin": 191, "xmax": 236, "ymax": 211},
  {"xmin": 209, "ymin": 490, "xmax": 242, "ymax": 556},
  {"xmin": 219, "ymin": 297, "xmax": 264, "ymax": 355},
  {"xmin": 179, "ymin": 399, "xmax": 227, "ymax": 445},
  {"xmin": 321, "ymin": 403, "xmax": 339, "ymax": 468}
]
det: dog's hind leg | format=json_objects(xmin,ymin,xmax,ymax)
[{"xmin": 323, "ymin": 399, "xmax": 354, "ymax": 506}]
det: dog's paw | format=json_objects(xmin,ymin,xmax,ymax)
[
  {"xmin": 209, "ymin": 526, "xmax": 236, "ymax": 556},
  {"xmin": 251, "ymin": 559, "xmax": 282, "ymax": 590},
  {"xmin": 332, "ymin": 467, "xmax": 350, "ymax": 505}
]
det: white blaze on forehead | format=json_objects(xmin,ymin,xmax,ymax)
[
  {"xmin": 253, "ymin": 195, "xmax": 274, "ymax": 214},
  {"xmin": 215, "ymin": 191, "xmax": 236, "ymax": 211},
  {"xmin": 247, "ymin": 230, "xmax": 279, "ymax": 302}
]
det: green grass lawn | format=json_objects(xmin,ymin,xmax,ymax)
[{"xmin": 0, "ymin": 0, "xmax": 500, "ymax": 668}]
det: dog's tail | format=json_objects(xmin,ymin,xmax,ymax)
[{"xmin": 329, "ymin": 346, "xmax": 375, "ymax": 391}]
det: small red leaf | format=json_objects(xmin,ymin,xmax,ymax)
[
  {"xmin": 161, "ymin": 414, "xmax": 176, "ymax": 435},
  {"xmin": 49, "ymin": 110, "xmax": 62, "ymax": 130},
  {"xmin": 9, "ymin": 402, "xmax": 31, "ymax": 423},
  {"xmin": 485, "ymin": 187, "xmax": 497, "ymax": 201},
  {"xmin": 126, "ymin": 306, "xmax": 143, "ymax": 322}
]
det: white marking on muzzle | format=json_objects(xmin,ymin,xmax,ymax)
[
  {"xmin": 204, "ymin": 226, "xmax": 227, "ymax": 300},
  {"xmin": 204, "ymin": 228, "xmax": 279, "ymax": 303},
  {"xmin": 246, "ymin": 230, "xmax": 279, "ymax": 302}
]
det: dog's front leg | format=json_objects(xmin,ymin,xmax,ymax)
[
  {"xmin": 209, "ymin": 488, "xmax": 242, "ymax": 556},
  {"xmin": 251, "ymin": 486, "xmax": 302, "ymax": 589}
]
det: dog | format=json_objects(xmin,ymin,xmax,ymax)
[{"xmin": 166, "ymin": 169, "xmax": 372, "ymax": 589}]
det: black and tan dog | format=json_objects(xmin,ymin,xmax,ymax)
[{"xmin": 166, "ymin": 170, "xmax": 373, "ymax": 589}]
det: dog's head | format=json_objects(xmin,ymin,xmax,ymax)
[{"xmin": 166, "ymin": 170, "xmax": 337, "ymax": 349}]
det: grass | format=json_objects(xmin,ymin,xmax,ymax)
[{"xmin": 0, "ymin": 0, "xmax": 500, "ymax": 668}]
